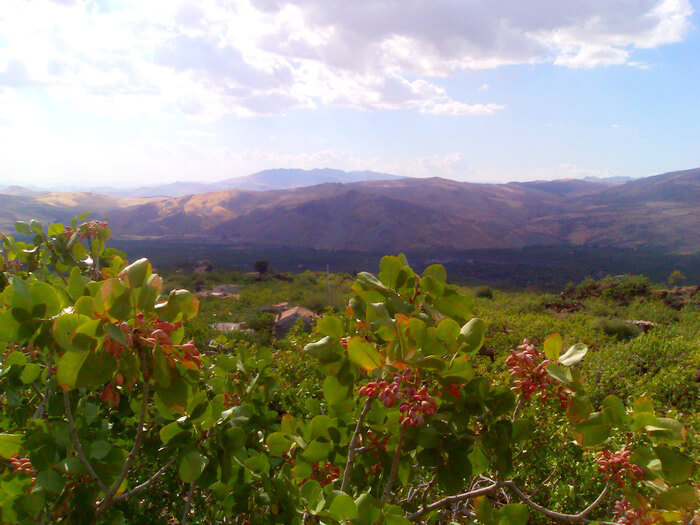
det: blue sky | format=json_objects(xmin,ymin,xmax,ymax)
[{"xmin": 0, "ymin": 0, "xmax": 698, "ymax": 187}]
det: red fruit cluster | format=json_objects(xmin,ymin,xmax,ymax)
[
  {"xmin": 597, "ymin": 449, "xmax": 644, "ymax": 488},
  {"xmin": 311, "ymin": 461, "xmax": 340, "ymax": 487},
  {"xmin": 359, "ymin": 370, "xmax": 437, "ymax": 428},
  {"xmin": 104, "ymin": 322, "xmax": 134, "ymax": 359},
  {"xmin": 9, "ymin": 457, "xmax": 35, "ymax": 476},
  {"xmin": 506, "ymin": 339, "xmax": 570, "ymax": 408},
  {"xmin": 614, "ymin": 500, "xmax": 656, "ymax": 525},
  {"xmin": 445, "ymin": 383, "xmax": 461, "ymax": 398},
  {"xmin": 5, "ymin": 260, "xmax": 23, "ymax": 274},
  {"xmin": 101, "ymin": 383, "xmax": 120, "ymax": 408},
  {"xmin": 63, "ymin": 220, "xmax": 108, "ymax": 241},
  {"xmin": 399, "ymin": 386, "xmax": 437, "ymax": 429}
]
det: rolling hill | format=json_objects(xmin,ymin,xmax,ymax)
[
  {"xmin": 80, "ymin": 168, "xmax": 403, "ymax": 197},
  {"xmin": 2, "ymin": 168, "xmax": 698, "ymax": 253}
]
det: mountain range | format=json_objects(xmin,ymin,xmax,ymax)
[{"xmin": 1, "ymin": 167, "xmax": 698, "ymax": 253}]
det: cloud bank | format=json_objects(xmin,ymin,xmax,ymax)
[{"xmin": 0, "ymin": 0, "xmax": 692, "ymax": 119}]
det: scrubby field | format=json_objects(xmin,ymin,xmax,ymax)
[{"xmin": 1, "ymin": 219, "xmax": 697, "ymax": 524}]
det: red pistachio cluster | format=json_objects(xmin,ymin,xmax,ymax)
[
  {"xmin": 101, "ymin": 383, "xmax": 120, "ymax": 408},
  {"xmin": 358, "ymin": 370, "xmax": 437, "ymax": 428},
  {"xmin": 445, "ymin": 383, "xmax": 461, "ymax": 398},
  {"xmin": 506, "ymin": 339, "xmax": 570, "ymax": 408},
  {"xmin": 597, "ymin": 449, "xmax": 644, "ymax": 488},
  {"xmin": 9, "ymin": 457, "xmax": 35, "ymax": 477},
  {"xmin": 63, "ymin": 220, "xmax": 109, "ymax": 241},
  {"xmin": 311, "ymin": 461, "xmax": 340, "ymax": 487},
  {"xmin": 399, "ymin": 386, "xmax": 437, "ymax": 429},
  {"xmin": 614, "ymin": 500, "xmax": 657, "ymax": 525}
]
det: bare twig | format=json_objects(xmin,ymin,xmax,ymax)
[
  {"xmin": 380, "ymin": 425, "xmax": 406, "ymax": 504},
  {"xmin": 512, "ymin": 397, "xmax": 525, "ymax": 421},
  {"xmin": 182, "ymin": 482, "xmax": 195, "ymax": 525},
  {"xmin": 504, "ymin": 481, "xmax": 610, "ymax": 523},
  {"xmin": 341, "ymin": 398, "xmax": 372, "ymax": 493},
  {"xmin": 112, "ymin": 457, "xmax": 177, "ymax": 503},
  {"xmin": 62, "ymin": 389, "xmax": 110, "ymax": 494},
  {"xmin": 406, "ymin": 483, "xmax": 502, "ymax": 521}
]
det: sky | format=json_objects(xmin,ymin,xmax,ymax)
[{"xmin": 0, "ymin": 0, "xmax": 699, "ymax": 188}]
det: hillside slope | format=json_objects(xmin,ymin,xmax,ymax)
[{"xmin": 3, "ymin": 169, "xmax": 698, "ymax": 252}]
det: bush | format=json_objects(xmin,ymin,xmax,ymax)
[
  {"xmin": 593, "ymin": 318, "xmax": 641, "ymax": 339},
  {"xmin": 474, "ymin": 285, "xmax": 494, "ymax": 299}
]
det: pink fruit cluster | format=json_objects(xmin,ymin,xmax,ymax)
[
  {"xmin": 597, "ymin": 449, "xmax": 644, "ymax": 488},
  {"xmin": 399, "ymin": 386, "xmax": 437, "ymax": 428},
  {"xmin": 64, "ymin": 220, "xmax": 108, "ymax": 241},
  {"xmin": 358, "ymin": 370, "xmax": 437, "ymax": 428},
  {"xmin": 614, "ymin": 500, "xmax": 656, "ymax": 525},
  {"xmin": 9, "ymin": 457, "xmax": 35, "ymax": 477},
  {"xmin": 506, "ymin": 339, "xmax": 570, "ymax": 408}
]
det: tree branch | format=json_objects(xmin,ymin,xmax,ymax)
[
  {"xmin": 112, "ymin": 457, "xmax": 177, "ymax": 503},
  {"xmin": 504, "ymin": 481, "xmax": 610, "ymax": 523},
  {"xmin": 181, "ymin": 482, "xmax": 195, "ymax": 525},
  {"xmin": 512, "ymin": 397, "xmax": 525, "ymax": 421},
  {"xmin": 62, "ymin": 388, "xmax": 110, "ymax": 494},
  {"xmin": 98, "ymin": 351, "xmax": 151, "ymax": 512},
  {"xmin": 32, "ymin": 355, "xmax": 54, "ymax": 421},
  {"xmin": 406, "ymin": 483, "xmax": 502, "ymax": 521},
  {"xmin": 340, "ymin": 398, "xmax": 372, "ymax": 493},
  {"xmin": 380, "ymin": 425, "xmax": 406, "ymax": 504}
]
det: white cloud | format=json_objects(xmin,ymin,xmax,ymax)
[{"xmin": 0, "ymin": 0, "xmax": 690, "ymax": 120}]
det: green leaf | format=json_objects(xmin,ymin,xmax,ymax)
[
  {"xmin": 36, "ymin": 470, "xmax": 64, "ymax": 494},
  {"xmin": 30, "ymin": 282, "xmax": 62, "ymax": 317},
  {"xmin": 355, "ymin": 493, "xmax": 381, "ymax": 525},
  {"xmin": 459, "ymin": 318, "xmax": 485, "ymax": 353},
  {"xmin": 266, "ymin": 432, "xmax": 292, "ymax": 457},
  {"xmin": 89, "ymin": 439, "xmax": 112, "ymax": 460},
  {"xmin": 323, "ymin": 376, "xmax": 349, "ymax": 406},
  {"xmin": 68, "ymin": 267, "xmax": 86, "ymax": 300},
  {"xmin": 302, "ymin": 440, "xmax": 332, "ymax": 463},
  {"xmin": 545, "ymin": 362, "xmax": 574, "ymax": 387},
  {"xmin": 422, "ymin": 264, "xmax": 447, "ymax": 284},
  {"xmin": 655, "ymin": 484, "xmax": 698, "ymax": 510},
  {"xmin": 0, "ymin": 433, "xmax": 24, "ymax": 458},
  {"xmin": 328, "ymin": 492, "xmax": 358, "ymax": 522},
  {"xmin": 572, "ymin": 412, "xmax": 612, "ymax": 446},
  {"xmin": 317, "ymin": 315, "xmax": 344, "ymax": 339},
  {"xmin": 57, "ymin": 349, "xmax": 116, "ymax": 390},
  {"xmin": 468, "ymin": 446, "xmax": 488, "ymax": 477},
  {"xmin": 543, "ymin": 333, "xmax": 562, "ymax": 361},
  {"xmin": 379, "ymin": 255, "xmax": 405, "ymax": 289},
  {"xmin": 300, "ymin": 480, "xmax": 324, "ymax": 513},
  {"xmin": 53, "ymin": 313, "xmax": 91, "ymax": 352},
  {"xmin": 602, "ymin": 395, "xmax": 629, "ymax": 429},
  {"xmin": 498, "ymin": 504, "xmax": 529, "ymax": 525},
  {"xmin": 433, "ymin": 287, "xmax": 473, "ymax": 324},
  {"xmin": 558, "ymin": 343, "xmax": 588, "ymax": 366},
  {"xmin": 437, "ymin": 318, "xmax": 460, "ymax": 344},
  {"xmin": 179, "ymin": 449, "xmax": 207, "ymax": 483},
  {"xmin": 645, "ymin": 418, "xmax": 686, "ymax": 446},
  {"xmin": 346, "ymin": 337, "xmax": 384, "ymax": 372},
  {"xmin": 566, "ymin": 395, "xmax": 592, "ymax": 424},
  {"xmin": 654, "ymin": 446, "xmax": 693, "ymax": 484},
  {"xmin": 155, "ymin": 289, "xmax": 199, "ymax": 322},
  {"xmin": 19, "ymin": 363, "xmax": 42, "ymax": 384},
  {"xmin": 15, "ymin": 221, "xmax": 31, "ymax": 235},
  {"xmin": 475, "ymin": 496, "xmax": 498, "ymax": 525},
  {"xmin": 119, "ymin": 258, "xmax": 151, "ymax": 288},
  {"xmin": 47, "ymin": 223, "xmax": 64, "ymax": 237}
]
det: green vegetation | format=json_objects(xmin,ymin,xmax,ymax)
[{"xmin": 0, "ymin": 218, "xmax": 697, "ymax": 524}]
